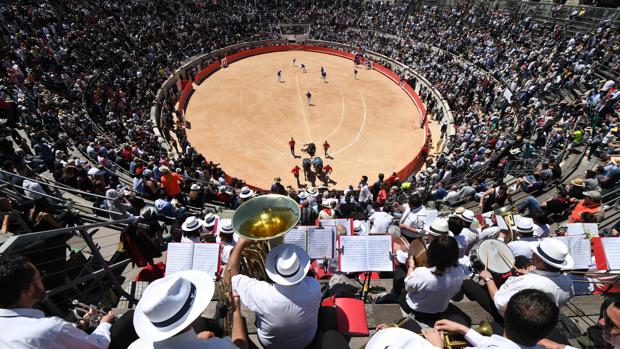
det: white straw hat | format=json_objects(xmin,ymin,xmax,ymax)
[
  {"xmin": 133, "ymin": 270, "xmax": 214, "ymax": 342},
  {"xmin": 181, "ymin": 216, "xmax": 205, "ymax": 232},
  {"xmin": 203, "ymin": 213, "xmax": 219, "ymax": 228},
  {"xmin": 366, "ymin": 327, "xmax": 435, "ymax": 349},
  {"xmin": 353, "ymin": 220, "xmax": 367, "ymax": 235},
  {"xmin": 428, "ymin": 218, "xmax": 453, "ymax": 237},
  {"xmin": 217, "ymin": 218, "xmax": 234, "ymax": 235},
  {"xmin": 265, "ymin": 244, "xmax": 310, "ymax": 286},
  {"xmin": 530, "ymin": 238, "xmax": 574, "ymax": 270},
  {"xmin": 239, "ymin": 186, "xmax": 255, "ymax": 199}
]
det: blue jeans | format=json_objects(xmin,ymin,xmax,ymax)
[{"xmin": 518, "ymin": 196, "xmax": 543, "ymax": 215}]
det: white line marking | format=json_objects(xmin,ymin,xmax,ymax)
[
  {"xmin": 314, "ymin": 84, "xmax": 346, "ymax": 143},
  {"xmin": 332, "ymin": 90, "xmax": 367, "ymax": 156},
  {"xmin": 295, "ymin": 70, "xmax": 313, "ymax": 140}
]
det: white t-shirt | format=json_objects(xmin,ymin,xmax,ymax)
[
  {"xmin": 369, "ymin": 211, "xmax": 394, "ymax": 234},
  {"xmin": 404, "ymin": 265, "xmax": 467, "ymax": 313},
  {"xmin": 128, "ymin": 329, "xmax": 236, "ymax": 349},
  {"xmin": 455, "ymin": 228, "xmax": 478, "ymax": 258},
  {"xmin": 494, "ymin": 270, "xmax": 574, "ymax": 313},
  {"xmin": 400, "ymin": 205, "xmax": 427, "ymax": 237},
  {"xmin": 232, "ymin": 275, "xmax": 321, "ymax": 348}
]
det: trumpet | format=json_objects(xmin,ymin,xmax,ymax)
[{"xmin": 72, "ymin": 300, "xmax": 107, "ymax": 328}]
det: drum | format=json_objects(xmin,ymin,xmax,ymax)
[
  {"xmin": 409, "ymin": 239, "xmax": 427, "ymax": 268},
  {"xmin": 469, "ymin": 239, "xmax": 515, "ymax": 274}
]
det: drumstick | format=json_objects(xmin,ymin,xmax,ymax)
[
  {"xmin": 485, "ymin": 253, "xmax": 489, "ymax": 272},
  {"xmin": 497, "ymin": 250, "xmax": 515, "ymax": 270}
]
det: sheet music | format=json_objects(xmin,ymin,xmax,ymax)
[
  {"xmin": 339, "ymin": 236, "xmax": 368, "ymax": 272},
  {"xmin": 284, "ymin": 227, "xmax": 307, "ymax": 251},
  {"xmin": 307, "ymin": 227, "xmax": 334, "ymax": 259},
  {"xmin": 366, "ymin": 236, "xmax": 393, "ymax": 271},
  {"xmin": 553, "ymin": 236, "xmax": 592, "ymax": 270},
  {"xmin": 566, "ymin": 224, "xmax": 585, "ymax": 236},
  {"xmin": 601, "ymin": 238, "xmax": 620, "ymax": 270},
  {"xmin": 582, "ymin": 223, "xmax": 599, "ymax": 237},
  {"xmin": 423, "ymin": 209, "xmax": 438, "ymax": 230},
  {"xmin": 495, "ymin": 215, "xmax": 509, "ymax": 230},
  {"xmin": 166, "ymin": 243, "xmax": 194, "ymax": 275},
  {"xmin": 191, "ymin": 243, "xmax": 221, "ymax": 279},
  {"xmin": 321, "ymin": 219, "xmax": 352, "ymax": 236}
]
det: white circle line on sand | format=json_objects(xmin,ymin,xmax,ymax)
[
  {"xmin": 313, "ymin": 84, "xmax": 346, "ymax": 144},
  {"xmin": 332, "ymin": 90, "xmax": 367, "ymax": 156}
]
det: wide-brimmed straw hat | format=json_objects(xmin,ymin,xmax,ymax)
[
  {"xmin": 530, "ymin": 238, "xmax": 574, "ymax": 270},
  {"xmin": 181, "ymin": 216, "xmax": 204, "ymax": 232},
  {"xmin": 265, "ymin": 244, "xmax": 310, "ymax": 286},
  {"xmin": 217, "ymin": 218, "xmax": 234, "ymax": 235},
  {"xmin": 203, "ymin": 213, "xmax": 219, "ymax": 228},
  {"xmin": 133, "ymin": 270, "xmax": 214, "ymax": 342},
  {"xmin": 427, "ymin": 218, "xmax": 453, "ymax": 237},
  {"xmin": 239, "ymin": 186, "xmax": 255, "ymax": 199},
  {"xmin": 366, "ymin": 327, "xmax": 434, "ymax": 349},
  {"xmin": 353, "ymin": 220, "xmax": 367, "ymax": 235}
]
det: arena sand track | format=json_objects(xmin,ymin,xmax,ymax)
[{"xmin": 184, "ymin": 51, "xmax": 424, "ymax": 190}]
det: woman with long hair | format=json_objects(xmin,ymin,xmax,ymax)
[{"xmin": 400, "ymin": 235, "xmax": 471, "ymax": 328}]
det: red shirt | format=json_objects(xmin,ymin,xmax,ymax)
[
  {"xmin": 289, "ymin": 139, "xmax": 295, "ymax": 148},
  {"xmin": 323, "ymin": 142, "xmax": 330, "ymax": 150},
  {"xmin": 291, "ymin": 166, "xmax": 301, "ymax": 175},
  {"xmin": 161, "ymin": 173, "xmax": 182, "ymax": 196},
  {"xmin": 323, "ymin": 165, "xmax": 332, "ymax": 174}
]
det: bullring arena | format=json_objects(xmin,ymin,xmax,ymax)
[{"xmin": 184, "ymin": 48, "xmax": 428, "ymax": 189}]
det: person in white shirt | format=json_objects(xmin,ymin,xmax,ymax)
[
  {"xmin": 401, "ymin": 234, "xmax": 471, "ymax": 328},
  {"xmin": 22, "ymin": 170, "xmax": 47, "ymax": 200},
  {"xmin": 399, "ymin": 194, "xmax": 427, "ymax": 239},
  {"xmin": 449, "ymin": 209, "xmax": 478, "ymax": 258},
  {"xmin": 216, "ymin": 219, "xmax": 236, "ymax": 264},
  {"xmin": 180, "ymin": 216, "xmax": 206, "ymax": 243},
  {"xmin": 358, "ymin": 175, "xmax": 372, "ymax": 207},
  {"xmin": 228, "ymin": 239, "xmax": 325, "ymax": 349},
  {"xmin": 507, "ymin": 218, "xmax": 540, "ymax": 261},
  {"xmin": 424, "ymin": 289, "xmax": 576, "ymax": 349},
  {"xmin": 0, "ymin": 254, "xmax": 116, "ymax": 349},
  {"xmin": 365, "ymin": 327, "xmax": 440, "ymax": 349},
  {"xmin": 369, "ymin": 204, "xmax": 395, "ymax": 234},
  {"xmin": 462, "ymin": 239, "xmax": 574, "ymax": 324},
  {"xmin": 128, "ymin": 270, "xmax": 247, "ymax": 349}
]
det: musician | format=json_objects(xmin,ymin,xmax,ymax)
[
  {"xmin": 601, "ymin": 298, "xmax": 620, "ymax": 349},
  {"xmin": 180, "ymin": 216, "xmax": 206, "ymax": 243},
  {"xmin": 424, "ymin": 289, "xmax": 572, "ymax": 349},
  {"xmin": 128, "ymin": 270, "xmax": 248, "ymax": 349},
  {"xmin": 365, "ymin": 327, "xmax": 440, "ymax": 349},
  {"xmin": 401, "ymin": 235, "xmax": 471, "ymax": 328},
  {"xmin": 0, "ymin": 254, "xmax": 116, "ymax": 348},
  {"xmin": 216, "ymin": 219, "xmax": 236, "ymax": 264},
  {"xmin": 462, "ymin": 239, "xmax": 574, "ymax": 324},
  {"xmin": 227, "ymin": 239, "xmax": 322, "ymax": 348},
  {"xmin": 453, "ymin": 209, "xmax": 479, "ymax": 257},
  {"xmin": 506, "ymin": 218, "xmax": 539, "ymax": 262},
  {"xmin": 399, "ymin": 194, "xmax": 427, "ymax": 239}
]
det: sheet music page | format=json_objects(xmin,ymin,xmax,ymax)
[
  {"xmin": 495, "ymin": 215, "xmax": 509, "ymax": 231},
  {"xmin": 566, "ymin": 224, "xmax": 586, "ymax": 236},
  {"xmin": 166, "ymin": 243, "xmax": 194, "ymax": 275},
  {"xmin": 284, "ymin": 227, "xmax": 307, "ymax": 251},
  {"xmin": 423, "ymin": 210, "xmax": 438, "ymax": 230},
  {"xmin": 339, "ymin": 236, "xmax": 369, "ymax": 272},
  {"xmin": 601, "ymin": 238, "xmax": 620, "ymax": 270},
  {"xmin": 582, "ymin": 223, "xmax": 599, "ymax": 237},
  {"xmin": 191, "ymin": 243, "xmax": 221, "ymax": 279},
  {"xmin": 307, "ymin": 227, "xmax": 334, "ymax": 259},
  {"xmin": 553, "ymin": 237, "xmax": 592, "ymax": 270},
  {"xmin": 367, "ymin": 236, "xmax": 393, "ymax": 272}
]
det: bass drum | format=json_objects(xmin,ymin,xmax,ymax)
[
  {"xmin": 409, "ymin": 238, "xmax": 427, "ymax": 268},
  {"xmin": 469, "ymin": 239, "xmax": 515, "ymax": 274}
]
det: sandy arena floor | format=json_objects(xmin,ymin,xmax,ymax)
[{"xmin": 184, "ymin": 51, "xmax": 424, "ymax": 190}]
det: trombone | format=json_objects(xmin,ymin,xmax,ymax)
[{"xmin": 72, "ymin": 300, "xmax": 107, "ymax": 328}]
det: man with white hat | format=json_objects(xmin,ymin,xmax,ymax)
[
  {"xmin": 506, "ymin": 217, "xmax": 539, "ymax": 260},
  {"xmin": 181, "ymin": 216, "xmax": 205, "ymax": 243},
  {"xmin": 216, "ymin": 219, "xmax": 236, "ymax": 264},
  {"xmin": 318, "ymin": 198, "xmax": 337, "ymax": 219},
  {"xmin": 238, "ymin": 186, "xmax": 254, "ymax": 203},
  {"xmin": 352, "ymin": 220, "xmax": 368, "ymax": 235},
  {"xmin": 202, "ymin": 213, "xmax": 219, "ymax": 242},
  {"xmin": 462, "ymin": 238, "xmax": 574, "ymax": 324},
  {"xmin": 227, "ymin": 239, "xmax": 321, "ymax": 348},
  {"xmin": 426, "ymin": 218, "xmax": 452, "ymax": 244},
  {"xmin": 452, "ymin": 209, "xmax": 478, "ymax": 257},
  {"xmin": 128, "ymin": 270, "xmax": 248, "ymax": 349}
]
